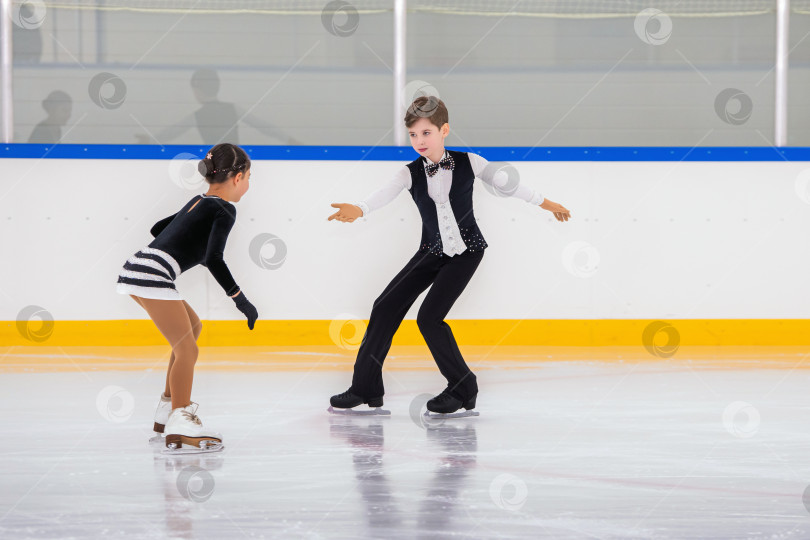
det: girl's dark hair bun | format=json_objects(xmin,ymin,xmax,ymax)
[
  {"xmin": 199, "ymin": 143, "xmax": 250, "ymax": 184},
  {"xmin": 198, "ymin": 157, "xmax": 214, "ymax": 178}
]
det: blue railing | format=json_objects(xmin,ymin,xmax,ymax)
[{"xmin": 2, "ymin": 144, "xmax": 810, "ymax": 161}]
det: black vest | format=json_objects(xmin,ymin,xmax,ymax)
[{"xmin": 406, "ymin": 149, "xmax": 488, "ymax": 256}]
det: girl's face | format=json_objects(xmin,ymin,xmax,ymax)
[
  {"xmin": 231, "ymin": 168, "xmax": 250, "ymax": 202},
  {"xmin": 408, "ymin": 117, "xmax": 449, "ymax": 160}
]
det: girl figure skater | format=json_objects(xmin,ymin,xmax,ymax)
[
  {"xmin": 116, "ymin": 143, "xmax": 259, "ymax": 452},
  {"xmin": 328, "ymin": 97, "xmax": 571, "ymax": 416}
]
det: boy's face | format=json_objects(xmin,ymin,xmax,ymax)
[{"xmin": 408, "ymin": 117, "xmax": 448, "ymax": 158}]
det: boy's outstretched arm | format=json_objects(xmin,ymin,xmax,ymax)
[{"xmin": 327, "ymin": 168, "xmax": 410, "ymax": 223}]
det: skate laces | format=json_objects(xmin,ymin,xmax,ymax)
[{"xmin": 179, "ymin": 402, "xmax": 201, "ymax": 425}]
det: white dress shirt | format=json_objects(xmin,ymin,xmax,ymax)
[{"xmin": 355, "ymin": 151, "xmax": 544, "ymax": 256}]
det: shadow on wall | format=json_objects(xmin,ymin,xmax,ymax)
[
  {"xmin": 28, "ymin": 91, "xmax": 72, "ymax": 143},
  {"xmin": 135, "ymin": 68, "xmax": 298, "ymax": 146}
]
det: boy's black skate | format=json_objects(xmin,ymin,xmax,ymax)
[
  {"xmin": 425, "ymin": 391, "xmax": 479, "ymax": 419},
  {"xmin": 328, "ymin": 389, "xmax": 390, "ymax": 416}
]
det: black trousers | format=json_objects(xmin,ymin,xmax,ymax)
[{"xmin": 349, "ymin": 248, "xmax": 485, "ymax": 401}]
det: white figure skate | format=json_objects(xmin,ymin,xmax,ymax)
[
  {"xmin": 162, "ymin": 403, "xmax": 224, "ymax": 455},
  {"xmin": 148, "ymin": 393, "xmax": 172, "ymax": 444}
]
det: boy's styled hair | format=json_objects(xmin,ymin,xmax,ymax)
[{"xmin": 404, "ymin": 96, "xmax": 448, "ymax": 129}]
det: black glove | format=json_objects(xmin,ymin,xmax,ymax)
[{"xmin": 233, "ymin": 292, "xmax": 258, "ymax": 330}]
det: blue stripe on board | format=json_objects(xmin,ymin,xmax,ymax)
[{"xmin": 1, "ymin": 144, "xmax": 809, "ymax": 161}]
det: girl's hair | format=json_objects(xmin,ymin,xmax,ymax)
[{"xmin": 198, "ymin": 143, "xmax": 250, "ymax": 184}]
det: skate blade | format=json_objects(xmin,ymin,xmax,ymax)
[
  {"xmin": 161, "ymin": 440, "xmax": 224, "ymax": 455},
  {"xmin": 162, "ymin": 434, "xmax": 224, "ymax": 455},
  {"xmin": 424, "ymin": 410, "xmax": 480, "ymax": 419},
  {"xmin": 327, "ymin": 406, "xmax": 391, "ymax": 416},
  {"xmin": 161, "ymin": 444, "xmax": 224, "ymax": 455},
  {"xmin": 148, "ymin": 433, "xmax": 165, "ymax": 445}
]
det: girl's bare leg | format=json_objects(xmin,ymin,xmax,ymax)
[
  {"xmin": 130, "ymin": 295, "xmax": 199, "ymax": 409},
  {"xmin": 163, "ymin": 302, "xmax": 202, "ymax": 397}
]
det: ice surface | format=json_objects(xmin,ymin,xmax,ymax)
[{"xmin": 2, "ymin": 361, "xmax": 810, "ymax": 539}]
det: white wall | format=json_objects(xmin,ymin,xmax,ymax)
[{"xmin": 2, "ymin": 157, "xmax": 810, "ymax": 321}]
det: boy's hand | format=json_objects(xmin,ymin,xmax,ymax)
[
  {"xmin": 328, "ymin": 203, "xmax": 363, "ymax": 223},
  {"xmin": 540, "ymin": 199, "xmax": 571, "ymax": 222}
]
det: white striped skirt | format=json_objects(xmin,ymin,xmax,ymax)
[{"xmin": 116, "ymin": 247, "xmax": 183, "ymax": 301}]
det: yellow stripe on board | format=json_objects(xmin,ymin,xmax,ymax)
[{"xmin": 2, "ymin": 319, "xmax": 810, "ymax": 347}]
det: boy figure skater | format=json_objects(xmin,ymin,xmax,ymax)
[{"xmin": 327, "ymin": 97, "xmax": 571, "ymax": 416}]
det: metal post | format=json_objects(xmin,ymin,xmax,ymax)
[
  {"xmin": 1, "ymin": 0, "xmax": 13, "ymax": 143},
  {"xmin": 96, "ymin": 0, "xmax": 104, "ymax": 65},
  {"xmin": 774, "ymin": 0, "xmax": 789, "ymax": 147},
  {"xmin": 393, "ymin": 0, "xmax": 406, "ymax": 146}
]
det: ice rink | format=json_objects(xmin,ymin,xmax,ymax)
[
  {"xmin": 3, "ymin": 0, "xmax": 809, "ymax": 538},
  {"xmin": 2, "ymin": 348, "xmax": 810, "ymax": 539}
]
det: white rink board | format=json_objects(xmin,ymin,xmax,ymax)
[{"xmin": 2, "ymin": 158, "xmax": 810, "ymax": 320}]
